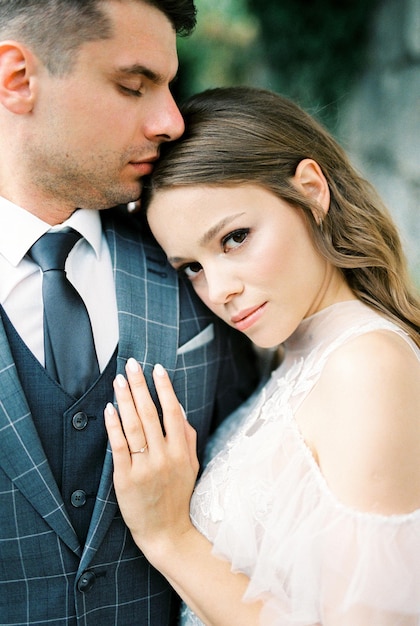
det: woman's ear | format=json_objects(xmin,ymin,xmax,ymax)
[
  {"xmin": 0, "ymin": 41, "xmax": 37, "ymax": 114},
  {"xmin": 292, "ymin": 158, "xmax": 330, "ymax": 219}
]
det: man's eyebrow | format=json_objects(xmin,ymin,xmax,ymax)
[
  {"xmin": 167, "ymin": 213, "xmax": 245, "ymax": 265},
  {"xmin": 117, "ymin": 64, "xmax": 178, "ymax": 87}
]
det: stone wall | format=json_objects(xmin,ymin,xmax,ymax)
[{"xmin": 340, "ymin": 0, "xmax": 420, "ymax": 284}]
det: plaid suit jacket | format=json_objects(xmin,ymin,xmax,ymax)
[{"xmin": 0, "ymin": 208, "xmax": 257, "ymax": 625}]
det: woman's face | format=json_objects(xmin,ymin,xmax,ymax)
[{"xmin": 148, "ymin": 183, "xmax": 350, "ymax": 347}]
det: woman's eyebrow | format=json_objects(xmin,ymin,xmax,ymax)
[
  {"xmin": 167, "ymin": 213, "xmax": 246, "ymax": 265},
  {"xmin": 198, "ymin": 213, "xmax": 246, "ymax": 247}
]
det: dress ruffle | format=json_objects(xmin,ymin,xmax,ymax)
[{"xmin": 182, "ymin": 302, "xmax": 420, "ymax": 625}]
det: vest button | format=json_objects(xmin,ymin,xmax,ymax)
[
  {"xmin": 72, "ymin": 411, "xmax": 89, "ymax": 430},
  {"xmin": 77, "ymin": 570, "xmax": 96, "ymax": 592},
  {"xmin": 71, "ymin": 490, "xmax": 87, "ymax": 507}
]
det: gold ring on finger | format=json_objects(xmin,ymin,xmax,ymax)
[{"xmin": 130, "ymin": 443, "xmax": 148, "ymax": 454}]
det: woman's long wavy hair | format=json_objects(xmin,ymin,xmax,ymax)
[{"xmin": 144, "ymin": 86, "xmax": 420, "ymax": 347}]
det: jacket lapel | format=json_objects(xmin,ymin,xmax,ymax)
[
  {"xmin": 82, "ymin": 211, "xmax": 179, "ymax": 562},
  {"xmin": 102, "ymin": 210, "xmax": 179, "ymax": 375},
  {"xmin": 1, "ymin": 211, "xmax": 180, "ymax": 563},
  {"xmin": 0, "ymin": 317, "xmax": 81, "ymax": 555}
]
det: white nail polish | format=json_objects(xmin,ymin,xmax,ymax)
[
  {"xmin": 127, "ymin": 357, "xmax": 139, "ymax": 373},
  {"xmin": 106, "ymin": 402, "xmax": 115, "ymax": 416},
  {"xmin": 154, "ymin": 363, "xmax": 165, "ymax": 377},
  {"xmin": 116, "ymin": 374, "xmax": 126, "ymax": 388}
]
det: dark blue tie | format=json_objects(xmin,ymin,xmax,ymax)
[{"xmin": 28, "ymin": 229, "xmax": 100, "ymax": 397}]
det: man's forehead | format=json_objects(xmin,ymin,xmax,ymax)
[{"xmin": 98, "ymin": 1, "xmax": 179, "ymax": 76}]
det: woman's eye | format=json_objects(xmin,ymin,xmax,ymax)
[
  {"xmin": 181, "ymin": 262, "xmax": 203, "ymax": 279},
  {"xmin": 222, "ymin": 229, "xmax": 249, "ymax": 252}
]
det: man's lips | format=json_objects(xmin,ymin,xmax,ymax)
[
  {"xmin": 129, "ymin": 155, "xmax": 158, "ymax": 176},
  {"xmin": 231, "ymin": 302, "xmax": 267, "ymax": 331}
]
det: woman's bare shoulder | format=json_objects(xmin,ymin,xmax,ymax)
[{"xmin": 301, "ymin": 329, "xmax": 420, "ymax": 515}]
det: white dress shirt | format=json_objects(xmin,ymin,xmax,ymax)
[{"xmin": 0, "ymin": 197, "xmax": 118, "ymax": 371}]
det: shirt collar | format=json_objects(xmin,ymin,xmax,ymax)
[
  {"xmin": 0, "ymin": 197, "xmax": 102, "ymax": 267},
  {"xmin": 60, "ymin": 207, "xmax": 102, "ymax": 259}
]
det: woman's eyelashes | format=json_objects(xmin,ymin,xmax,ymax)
[
  {"xmin": 222, "ymin": 228, "xmax": 250, "ymax": 252},
  {"xmin": 180, "ymin": 261, "xmax": 203, "ymax": 279},
  {"xmin": 176, "ymin": 228, "xmax": 251, "ymax": 280}
]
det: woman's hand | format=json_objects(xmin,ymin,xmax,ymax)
[
  {"xmin": 104, "ymin": 358, "xmax": 199, "ymax": 562},
  {"xmin": 105, "ymin": 359, "xmax": 262, "ymax": 626}
]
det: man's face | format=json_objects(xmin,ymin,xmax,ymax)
[{"xmin": 24, "ymin": 0, "xmax": 184, "ymax": 220}]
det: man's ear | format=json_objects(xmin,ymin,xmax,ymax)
[
  {"xmin": 0, "ymin": 41, "xmax": 37, "ymax": 114},
  {"xmin": 292, "ymin": 158, "xmax": 330, "ymax": 219}
]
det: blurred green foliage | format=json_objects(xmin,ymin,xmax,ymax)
[
  {"xmin": 176, "ymin": 0, "xmax": 378, "ymax": 131},
  {"xmin": 176, "ymin": 0, "xmax": 260, "ymax": 96}
]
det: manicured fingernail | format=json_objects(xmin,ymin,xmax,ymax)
[
  {"xmin": 154, "ymin": 363, "xmax": 165, "ymax": 377},
  {"xmin": 106, "ymin": 402, "xmax": 115, "ymax": 416},
  {"xmin": 127, "ymin": 357, "xmax": 139, "ymax": 373},
  {"xmin": 116, "ymin": 374, "xmax": 127, "ymax": 388},
  {"xmin": 179, "ymin": 403, "xmax": 187, "ymax": 420}
]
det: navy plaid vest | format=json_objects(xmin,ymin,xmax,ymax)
[{"xmin": 0, "ymin": 305, "xmax": 117, "ymax": 543}]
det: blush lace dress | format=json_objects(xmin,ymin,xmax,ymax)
[{"xmin": 180, "ymin": 300, "xmax": 420, "ymax": 625}]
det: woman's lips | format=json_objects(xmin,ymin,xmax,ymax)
[{"xmin": 231, "ymin": 302, "xmax": 267, "ymax": 332}]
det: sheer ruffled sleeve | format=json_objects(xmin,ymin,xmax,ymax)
[
  {"xmin": 187, "ymin": 303, "xmax": 420, "ymax": 626},
  {"xmin": 201, "ymin": 416, "xmax": 420, "ymax": 625}
]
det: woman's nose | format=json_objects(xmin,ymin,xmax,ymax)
[{"xmin": 206, "ymin": 269, "xmax": 243, "ymax": 305}]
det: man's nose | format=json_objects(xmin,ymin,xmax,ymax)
[{"xmin": 143, "ymin": 90, "xmax": 185, "ymax": 143}]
